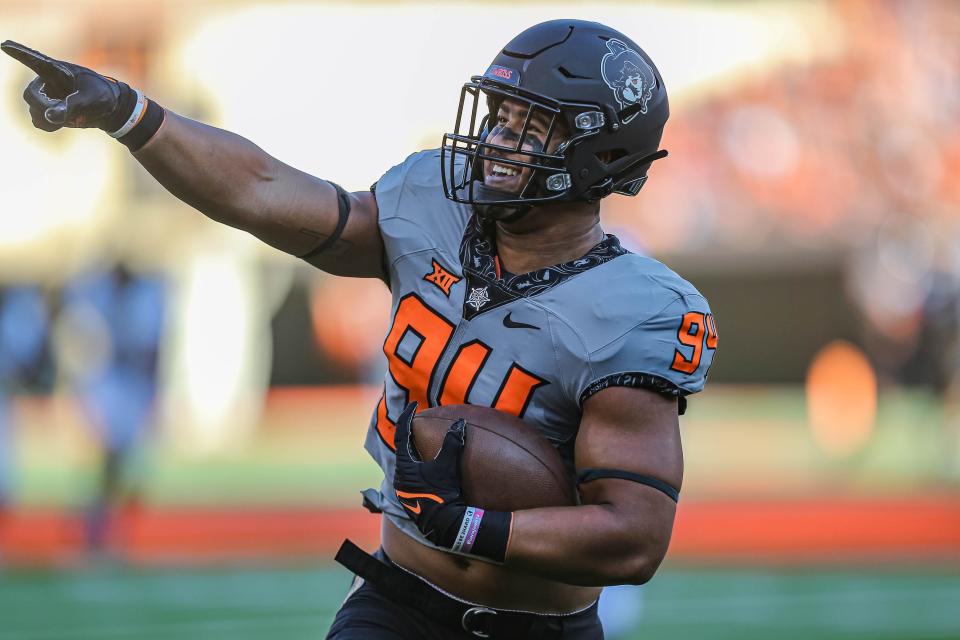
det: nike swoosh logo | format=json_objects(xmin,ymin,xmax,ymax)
[
  {"xmin": 503, "ymin": 312, "xmax": 540, "ymax": 330},
  {"xmin": 399, "ymin": 500, "xmax": 421, "ymax": 514}
]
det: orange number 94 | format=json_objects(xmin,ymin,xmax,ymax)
[{"xmin": 670, "ymin": 311, "xmax": 718, "ymax": 375}]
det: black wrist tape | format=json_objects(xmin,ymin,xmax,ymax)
[
  {"xmin": 469, "ymin": 510, "xmax": 512, "ymax": 563},
  {"xmin": 117, "ymin": 98, "xmax": 165, "ymax": 152}
]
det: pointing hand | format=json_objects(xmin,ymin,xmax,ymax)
[{"xmin": 2, "ymin": 40, "xmax": 131, "ymax": 133}]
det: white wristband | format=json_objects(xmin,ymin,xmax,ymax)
[{"xmin": 109, "ymin": 88, "xmax": 147, "ymax": 138}]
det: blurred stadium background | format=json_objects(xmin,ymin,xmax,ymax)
[{"xmin": 1, "ymin": 1, "xmax": 959, "ymax": 638}]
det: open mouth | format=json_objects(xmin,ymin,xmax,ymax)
[
  {"xmin": 484, "ymin": 160, "xmax": 526, "ymax": 191},
  {"xmin": 489, "ymin": 162, "xmax": 519, "ymax": 177}
]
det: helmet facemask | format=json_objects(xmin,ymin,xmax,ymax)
[
  {"xmin": 442, "ymin": 78, "xmax": 591, "ymax": 217},
  {"xmin": 441, "ymin": 76, "xmax": 666, "ymax": 221}
]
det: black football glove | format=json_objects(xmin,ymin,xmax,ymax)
[
  {"xmin": 2, "ymin": 41, "xmax": 128, "ymax": 131},
  {"xmin": 1, "ymin": 40, "xmax": 160, "ymax": 148},
  {"xmin": 393, "ymin": 401, "xmax": 512, "ymax": 563},
  {"xmin": 393, "ymin": 401, "xmax": 469, "ymax": 542}
]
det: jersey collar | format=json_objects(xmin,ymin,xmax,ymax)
[{"xmin": 457, "ymin": 213, "xmax": 628, "ymax": 319}]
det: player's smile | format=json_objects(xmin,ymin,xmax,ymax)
[
  {"xmin": 481, "ymin": 98, "xmax": 566, "ymax": 194},
  {"xmin": 483, "ymin": 156, "xmax": 528, "ymax": 191}
]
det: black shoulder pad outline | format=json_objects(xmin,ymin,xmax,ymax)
[
  {"xmin": 299, "ymin": 181, "xmax": 352, "ymax": 260},
  {"xmin": 579, "ymin": 372, "xmax": 689, "ymax": 415},
  {"xmin": 578, "ymin": 468, "xmax": 680, "ymax": 503}
]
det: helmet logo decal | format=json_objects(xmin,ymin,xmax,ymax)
[
  {"xmin": 484, "ymin": 64, "xmax": 521, "ymax": 87},
  {"xmin": 600, "ymin": 39, "xmax": 656, "ymax": 123}
]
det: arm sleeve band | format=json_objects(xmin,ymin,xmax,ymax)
[
  {"xmin": 298, "ymin": 181, "xmax": 351, "ymax": 260},
  {"xmin": 578, "ymin": 468, "xmax": 680, "ymax": 503}
]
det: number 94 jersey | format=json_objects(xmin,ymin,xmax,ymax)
[{"xmin": 362, "ymin": 150, "xmax": 717, "ymax": 548}]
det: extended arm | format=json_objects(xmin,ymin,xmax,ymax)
[
  {"xmin": 133, "ymin": 113, "xmax": 384, "ymax": 278},
  {"xmin": 2, "ymin": 40, "xmax": 385, "ymax": 278}
]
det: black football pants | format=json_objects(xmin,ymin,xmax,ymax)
[{"xmin": 326, "ymin": 574, "xmax": 604, "ymax": 640}]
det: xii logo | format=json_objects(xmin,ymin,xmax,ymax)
[{"xmin": 424, "ymin": 258, "xmax": 461, "ymax": 296}]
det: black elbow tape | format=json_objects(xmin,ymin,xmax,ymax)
[
  {"xmin": 299, "ymin": 181, "xmax": 352, "ymax": 260},
  {"xmin": 578, "ymin": 468, "xmax": 680, "ymax": 503}
]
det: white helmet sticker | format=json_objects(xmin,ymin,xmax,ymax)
[{"xmin": 600, "ymin": 39, "xmax": 656, "ymax": 123}]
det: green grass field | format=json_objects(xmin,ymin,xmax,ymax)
[
  {"xmin": 4, "ymin": 387, "xmax": 958, "ymax": 638},
  {"xmin": 2, "ymin": 564, "xmax": 958, "ymax": 639}
]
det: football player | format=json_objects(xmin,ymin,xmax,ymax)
[{"xmin": 4, "ymin": 19, "xmax": 717, "ymax": 639}]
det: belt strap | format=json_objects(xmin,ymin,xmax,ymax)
[
  {"xmin": 335, "ymin": 539, "xmax": 565, "ymax": 640},
  {"xmin": 335, "ymin": 539, "xmax": 437, "ymax": 611}
]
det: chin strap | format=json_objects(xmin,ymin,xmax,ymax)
[
  {"xmin": 471, "ymin": 182, "xmax": 532, "ymax": 223},
  {"xmin": 470, "ymin": 149, "xmax": 669, "ymax": 215},
  {"xmin": 475, "ymin": 203, "xmax": 531, "ymax": 224},
  {"xmin": 589, "ymin": 149, "xmax": 669, "ymax": 199}
]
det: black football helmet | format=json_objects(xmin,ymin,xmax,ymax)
[{"xmin": 441, "ymin": 19, "xmax": 669, "ymax": 217}]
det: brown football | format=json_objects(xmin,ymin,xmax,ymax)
[{"xmin": 411, "ymin": 404, "xmax": 576, "ymax": 511}]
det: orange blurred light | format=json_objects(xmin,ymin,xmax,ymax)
[
  {"xmin": 805, "ymin": 340, "xmax": 877, "ymax": 456},
  {"xmin": 311, "ymin": 278, "xmax": 391, "ymax": 370}
]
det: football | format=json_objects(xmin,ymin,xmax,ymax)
[{"xmin": 411, "ymin": 404, "xmax": 576, "ymax": 511}]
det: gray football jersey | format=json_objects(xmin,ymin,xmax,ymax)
[{"xmin": 362, "ymin": 150, "xmax": 717, "ymax": 551}]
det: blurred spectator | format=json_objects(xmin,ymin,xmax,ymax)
[
  {"xmin": 0, "ymin": 287, "xmax": 53, "ymax": 554},
  {"xmin": 0, "ymin": 289, "xmax": 53, "ymax": 480},
  {"xmin": 55, "ymin": 263, "xmax": 166, "ymax": 555}
]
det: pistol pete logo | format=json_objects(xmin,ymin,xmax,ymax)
[
  {"xmin": 424, "ymin": 258, "xmax": 461, "ymax": 296},
  {"xmin": 600, "ymin": 39, "xmax": 656, "ymax": 123}
]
